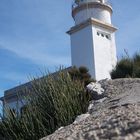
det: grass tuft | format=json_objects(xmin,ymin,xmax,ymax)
[{"xmin": 0, "ymin": 69, "xmax": 89, "ymax": 140}]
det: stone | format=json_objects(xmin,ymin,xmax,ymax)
[
  {"xmin": 88, "ymin": 98, "xmax": 107, "ymax": 113},
  {"xmin": 86, "ymin": 82, "xmax": 105, "ymax": 100},
  {"xmin": 73, "ymin": 113, "xmax": 90, "ymax": 125}
]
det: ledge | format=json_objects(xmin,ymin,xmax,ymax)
[{"xmin": 67, "ymin": 18, "xmax": 117, "ymax": 35}]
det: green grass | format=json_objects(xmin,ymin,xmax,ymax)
[{"xmin": 0, "ymin": 69, "xmax": 89, "ymax": 140}]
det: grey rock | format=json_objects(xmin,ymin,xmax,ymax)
[
  {"xmin": 88, "ymin": 97, "xmax": 107, "ymax": 113},
  {"xmin": 86, "ymin": 82, "xmax": 105, "ymax": 100},
  {"xmin": 41, "ymin": 78, "xmax": 140, "ymax": 140},
  {"xmin": 73, "ymin": 113, "xmax": 90, "ymax": 124}
]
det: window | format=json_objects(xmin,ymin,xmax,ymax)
[
  {"xmin": 106, "ymin": 34, "xmax": 111, "ymax": 40},
  {"xmin": 97, "ymin": 32, "xmax": 100, "ymax": 36},
  {"xmin": 106, "ymin": 35, "xmax": 109, "ymax": 39},
  {"xmin": 101, "ymin": 34, "xmax": 104, "ymax": 37},
  {"xmin": 97, "ymin": 31, "xmax": 111, "ymax": 40}
]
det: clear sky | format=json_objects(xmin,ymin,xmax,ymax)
[{"xmin": 0, "ymin": 0, "xmax": 140, "ymax": 97}]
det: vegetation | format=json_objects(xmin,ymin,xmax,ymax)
[
  {"xmin": 111, "ymin": 53, "xmax": 140, "ymax": 79},
  {"xmin": 0, "ymin": 69, "xmax": 89, "ymax": 140},
  {"xmin": 68, "ymin": 66, "xmax": 95, "ymax": 86}
]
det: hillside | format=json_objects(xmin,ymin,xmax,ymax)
[{"xmin": 41, "ymin": 78, "xmax": 140, "ymax": 140}]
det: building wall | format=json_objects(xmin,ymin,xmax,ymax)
[
  {"xmin": 71, "ymin": 25, "xmax": 96, "ymax": 77},
  {"xmin": 92, "ymin": 25, "xmax": 117, "ymax": 80},
  {"xmin": 74, "ymin": 8, "xmax": 111, "ymax": 25},
  {"xmin": 70, "ymin": 23, "xmax": 117, "ymax": 80}
]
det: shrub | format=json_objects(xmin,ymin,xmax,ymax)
[
  {"xmin": 69, "ymin": 66, "xmax": 95, "ymax": 86},
  {"xmin": 111, "ymin": 58, "xmax": 133, "ymax": 79},
  {"xmin": 133, "ymin": 53, "xmax": 140, "ymax": 77},
  {"xmin": 0, "ymin": 70, "xmax": 89, "ymax": 140},
  {"xmin": 111, "ymin": 53, "xmax": 140, "ymax": 79}
]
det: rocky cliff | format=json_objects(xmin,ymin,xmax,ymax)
[{"xmin": 41, "ymin": 79, "xmax": 140, "ymax": 140}]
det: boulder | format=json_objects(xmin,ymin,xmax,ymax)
[{"xmin": 86, "ymin": 82, "xmax": 105, "ymax": 100}]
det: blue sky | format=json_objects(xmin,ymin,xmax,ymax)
[{"xmin": 0, "ymin": 0, "xmax": 140, "ymax": 97}]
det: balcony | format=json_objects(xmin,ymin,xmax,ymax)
[{"xmin": 72, "ymin": 0, "xmax": 112, "ymax": 10}]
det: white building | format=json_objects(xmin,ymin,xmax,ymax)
[{"xmin": 67, "ymin": 0, "xmax": 117, "ymax": 80}]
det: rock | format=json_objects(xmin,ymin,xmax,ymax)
[
  {"xmin": 86, "ymin": 82, "xmax": 105, "ymax": 100},
  {"xmin": 57, "ymin": 127, "xmax": 64, "ymax": 131},
  {"xmin": 73, "ymin": 113, "xmax": 90, "ymax": 124},
  {"xmin": 41, "ymin": 78, "xmax": 140, "ymax": 140},
  {"xmin": 88, "ymin": 98, "xmax": 107, "ymax": 113}
]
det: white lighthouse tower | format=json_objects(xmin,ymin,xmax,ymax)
[{"xmin": 67, "ymin": 0, "xmax": 117, "ymax": 80}]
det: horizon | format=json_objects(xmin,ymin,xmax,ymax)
[{"xmin": 0, "ymin": 0, "xmax": 140, "ymax": 97}]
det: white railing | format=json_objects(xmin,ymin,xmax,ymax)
[
  {"xmin": 72, "ymin": 0, "xmax": 112, "ymax": 10},
  {"xmin": 72, "ymin": 2, "xmax": 79, "ymax": 10}
]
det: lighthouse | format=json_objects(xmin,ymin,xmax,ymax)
[{"xmin": 67, "ymin": 0, "xmax": 117, "ymax": 80}]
